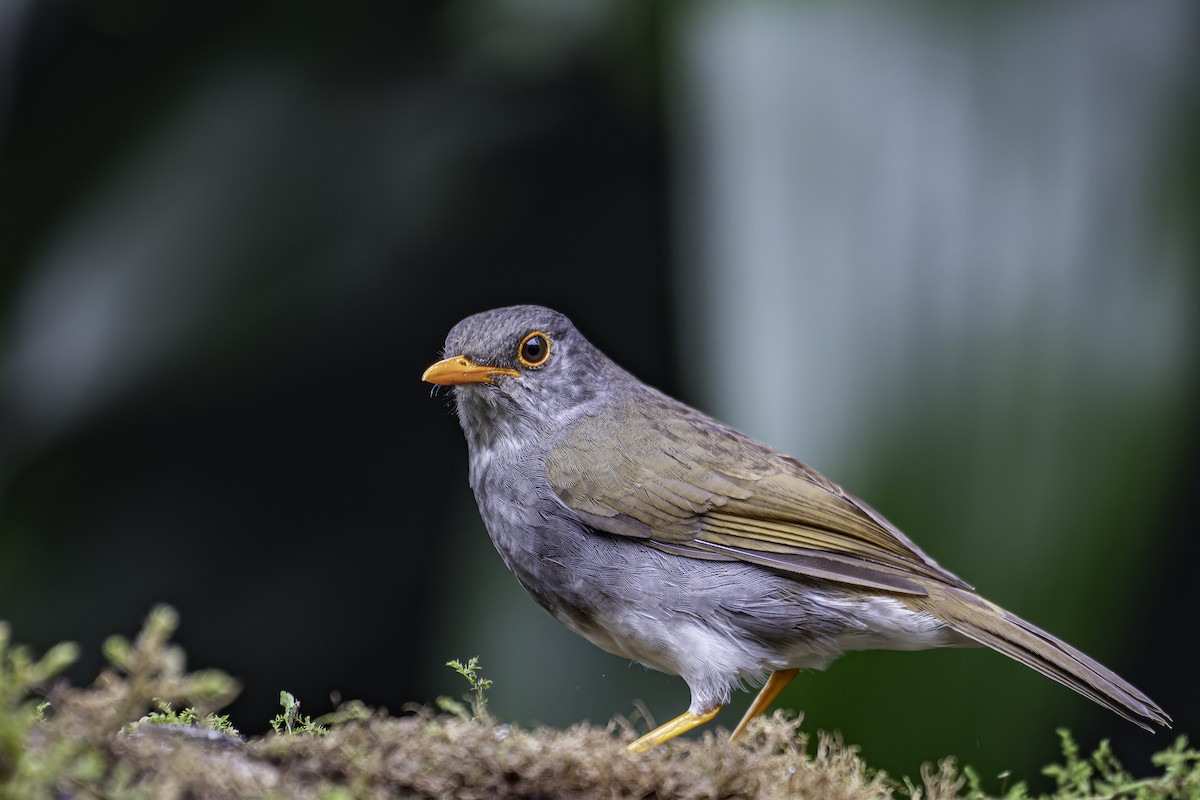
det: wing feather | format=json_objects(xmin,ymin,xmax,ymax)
[{"xmin": 545, "ymin": 393, "xmax": 971, "ymax": 595}]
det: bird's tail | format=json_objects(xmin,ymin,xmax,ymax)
[{"xmin": 909, "ymin": 582, "xmax": 1170, "ymax": 731}]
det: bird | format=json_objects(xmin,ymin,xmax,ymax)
[{"xmin": 421, "ymin": 304, "xmax": 1170, "ymax": 752}]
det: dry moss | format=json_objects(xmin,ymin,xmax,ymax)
[
  {"xmin": 251, "ymin": 711, "xmax": 898, "ymax": 800},
  {"xmin": 1, "ymin": 606, "xmax": 1195, "ymax": 800}
]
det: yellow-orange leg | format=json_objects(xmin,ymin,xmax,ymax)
[
  {"xmin": 730, "ymin": 668, "xmax": 799, "ymax": 741},
  {"xmin": 626, "ymin": 706, "xmax": 723, "ymax": 752}
]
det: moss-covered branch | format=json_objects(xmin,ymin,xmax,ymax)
[{"xmin": 0, "ymin": 607, "xmax": 1194, "ymax": 799}]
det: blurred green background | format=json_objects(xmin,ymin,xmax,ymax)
[{"xmin": 1, "ymin": 0, "xmax": 1196, "ymax": 790}]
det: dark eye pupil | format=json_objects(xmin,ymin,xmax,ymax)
[{"xmin": 522, "ymin": 335, "xmax": 546, "ymax": 362}]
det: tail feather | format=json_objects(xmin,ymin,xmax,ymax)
[{"xmin": 911, "ymin": 583, "xmax": 1171, "ymax": 731}]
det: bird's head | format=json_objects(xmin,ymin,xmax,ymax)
[{"xmin": 422, "ymin": 305, "xmax": 621, "ymax": 452}]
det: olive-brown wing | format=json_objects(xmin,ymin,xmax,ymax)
[{"xmin": 545, "ymin": 395, "xmax": 971, "ymax": 596}]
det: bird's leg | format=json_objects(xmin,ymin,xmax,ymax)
[
  {"xmin": 626, "ymin": 706, "xmax": 723, "ymax": 752},
  {"xmin": 730, "ymin": 668, "xmax": 799, "ymax": 741}
]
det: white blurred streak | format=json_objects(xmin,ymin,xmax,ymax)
[
  {"xmin": 1, "ymin": 67, "xmax": 305, "ymax": 446},
  {"xmin": 0, "ymin": 51, "xmax": 535, "ymax": 451},
  {"xmin": 670, "ymin": 0, "xmax": 1197, "ymax": 578},
  {"xmin": 672, "ymin": 0, "xmax": 1195, "ymax": 477}
]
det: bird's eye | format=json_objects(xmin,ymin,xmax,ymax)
[{"xmin": 518, "ymin": 331, "xmax": 551, "ymax": 368}]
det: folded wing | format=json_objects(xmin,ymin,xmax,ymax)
[{"xmin": 545, "ymin": 394, "xmax": 972, "ymax": 596}]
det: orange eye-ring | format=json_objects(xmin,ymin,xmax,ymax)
[{"xmin": 517, "ymin": 331, "xmax": 551, "ymax": 368}]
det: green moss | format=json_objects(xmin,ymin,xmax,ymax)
[
  {"xmin": 0, "ymin": 606, "xmax": 1194, "ymax": 799},
  {"xmin": 437, "ymin": 656, "xmax": 494, "ymax": 722},
  {"xmin": 144, "ymin": 700, "xmax": 240, "ymax": 737},
  {"xmin": 269, "ymin": 691, "xmax": 330, "ymax": 736}
]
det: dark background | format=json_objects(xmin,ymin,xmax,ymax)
[{"xmin": 1, "ymin": 0, "xmax": 1196, "ymax": 790}]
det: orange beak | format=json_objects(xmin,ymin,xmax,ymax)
[{"xmin": 422, "ymin": 355, "xmax": 520, "ymax": 385}]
